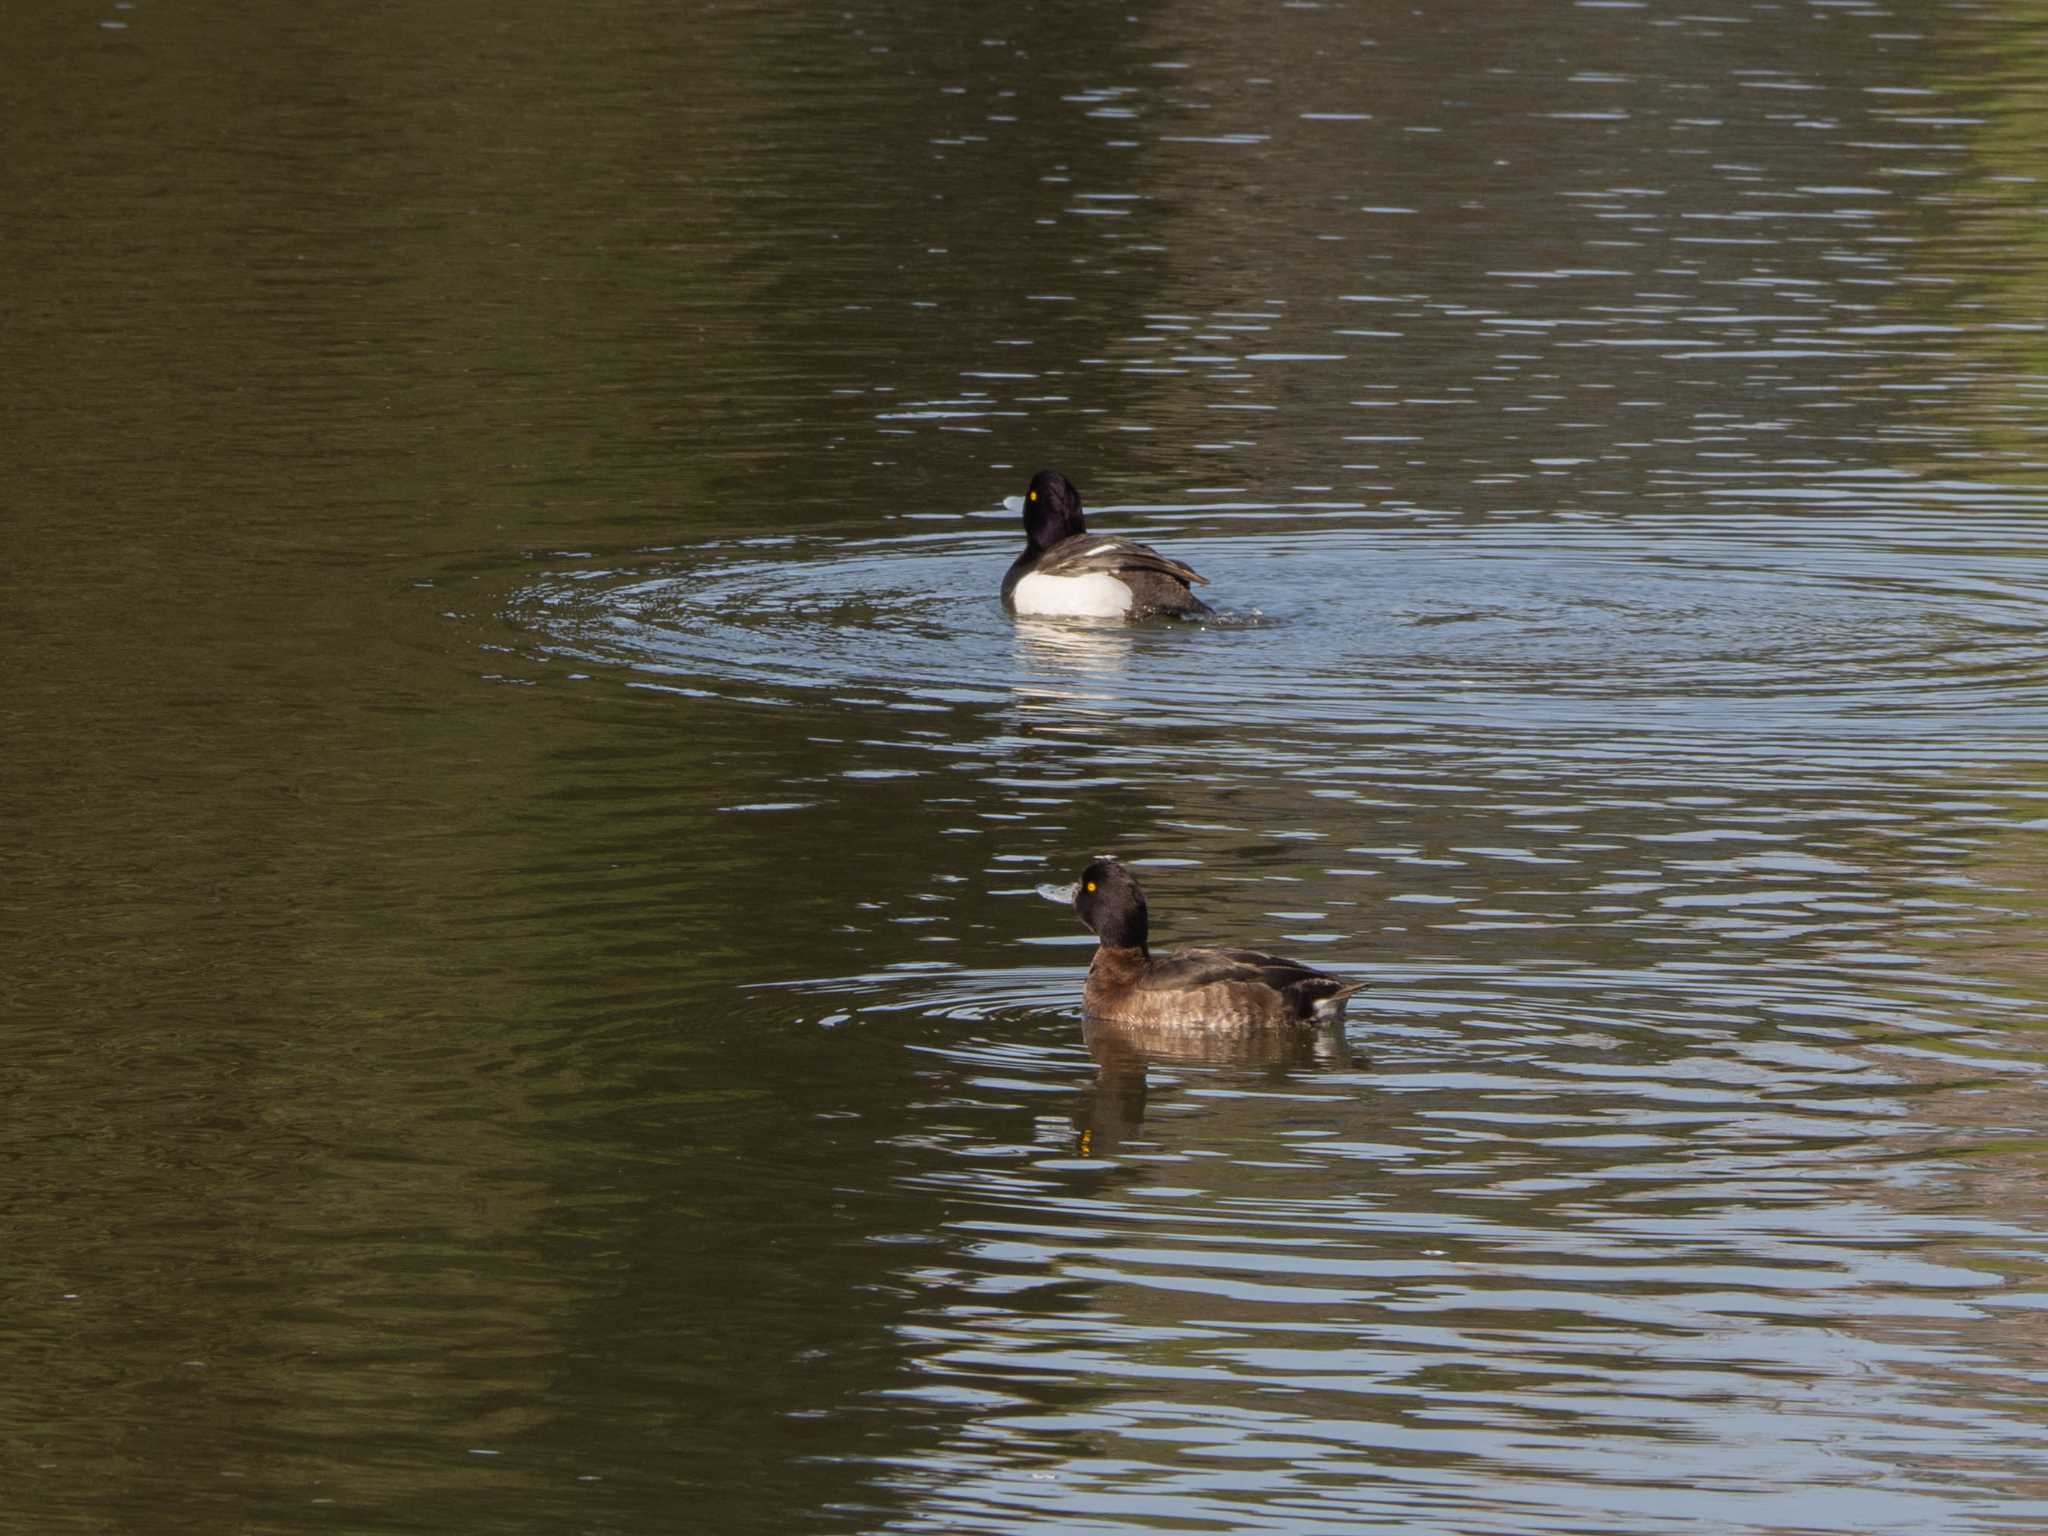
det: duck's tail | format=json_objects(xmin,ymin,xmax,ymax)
[{"xmin": 1309, "ymin": 981, "xmax": 1367, "ymax": 1023}]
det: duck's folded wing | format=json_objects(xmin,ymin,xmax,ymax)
[
  {"xmin": 1035, "ymin": 536, "xmax": 1208, "ymax": 588},
  {"xmin": 1139, "ymin": 946, "xmax": 1334, "ymax": 994}
]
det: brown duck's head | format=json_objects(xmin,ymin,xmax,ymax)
[{"xmin": 1072, "ymin": 856, "xmax": 1148, "ymax": 951}]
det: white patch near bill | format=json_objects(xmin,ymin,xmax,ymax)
[{"xmin": 1010, "ymin": 570, "xmax": 1134, "ymax": 618}]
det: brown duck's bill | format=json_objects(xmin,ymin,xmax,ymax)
[{"xmin": 1037, "ymin": 881, "xmax": 1080, "ymax": 905}]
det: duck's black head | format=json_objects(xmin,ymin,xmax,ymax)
[
  {"xmin": 1073, "ymin": 856, "xmax": 1149, "ymax": 951},
  {"xmin": 1023, "ymin": 469, "xmax": 1088, "ymax": 551}
]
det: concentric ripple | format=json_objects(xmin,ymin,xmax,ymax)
[{"xmin": 511, "ymin": 493, "xmax": 2048, "ymax": 745}]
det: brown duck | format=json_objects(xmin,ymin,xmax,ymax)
[{"xmin": 1046, "ymin": 857, "xmax": 1364, "ymax": 1027}]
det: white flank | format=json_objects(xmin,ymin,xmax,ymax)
[{"xmin": 1011, "ymin": 570, "xmax": 1133, "ymax": 618}]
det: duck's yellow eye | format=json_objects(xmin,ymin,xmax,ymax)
[
  {"xmin": 1085, "ymin": 881, "xmax": 1096, "ymax": 892},
  {"xmin": 1029, "ymin": 490, "xmax": 1037, "ymax": 502}
]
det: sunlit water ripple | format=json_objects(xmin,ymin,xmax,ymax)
[
  {"xmin": 500, "ymin": 481, "xmax": 2048, "ymax": 1532},
  {"xmin": 745, "ymin": 954, "xmax": 2048, "ymax": 1535}
]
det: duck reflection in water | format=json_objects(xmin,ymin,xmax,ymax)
[
  {"xmin": 1075, "ymin": 1013, "xmax": 1356, "ymax": 1158},
  {"xmin": 1010, "ymin": 612, "xmax": 1138, "ymax": 680},
  {"xmin": 1007, "ymin": 612, "xmax": 1145, "ymax": 735}
]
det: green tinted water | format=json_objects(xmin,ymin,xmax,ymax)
[{"xmin": 8, "ymin": 2, "xmax": 2048, "ymax": 1532}]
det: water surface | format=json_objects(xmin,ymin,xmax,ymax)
[{"xmin": 7, "ymin": 1, "xmax": 2048, "ymax": 1532}]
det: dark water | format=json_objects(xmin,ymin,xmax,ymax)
[{"xmin": 9, "ymin": 1, "xmax": 2048, "ymax": 1532}]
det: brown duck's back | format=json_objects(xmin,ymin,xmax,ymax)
[{"xmin": 1083, "ymin": 944, "xmax": 1362, "ymax": 1028}]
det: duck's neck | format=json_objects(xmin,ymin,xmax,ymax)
[{"xmin": 1088, "ymin": 943, "xmax": 1149, "ymax": 979}]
